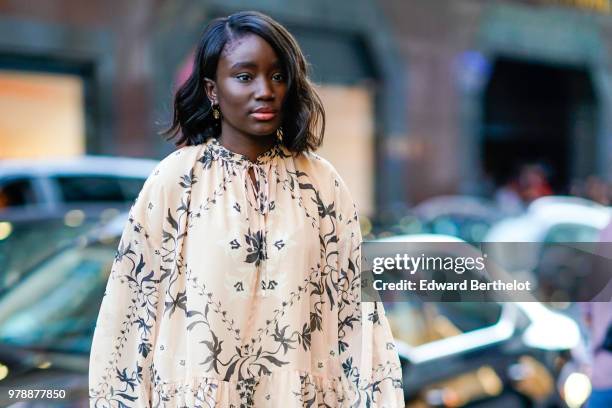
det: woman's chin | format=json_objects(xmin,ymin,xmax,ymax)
[{"xmin": 248, "ymin": 124, "xmax": 280, "ymax": 138}]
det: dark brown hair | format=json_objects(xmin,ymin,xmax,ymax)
[{"xmin": 162, "ymin": 11, "xmax": 325, "ymax": 152}]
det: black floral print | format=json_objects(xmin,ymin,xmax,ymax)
[{"xmin": 243, "ymin": 228, "xmax": 267, "ymax": 266}]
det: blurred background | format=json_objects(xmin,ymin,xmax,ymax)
[{"xmin": 0, "ymin": 0, "xmax": 611, "ymax": 407}]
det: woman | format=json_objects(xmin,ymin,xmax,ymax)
[{"xmin": 89, "ymin": 11, "xmax": 404, "ymax": 407}]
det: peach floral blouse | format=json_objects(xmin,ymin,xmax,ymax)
[{"xmin": 89, "ymin": 137, "xmax": 404, "ymax": 407}]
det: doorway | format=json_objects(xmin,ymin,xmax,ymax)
[{"xmin": 481, "ymin": 57, "xmax": 598, "ymax": 193}]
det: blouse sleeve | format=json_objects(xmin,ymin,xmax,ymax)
[
  {"xmin": 335, "ymin": 180, "xmax": 405, "ymax": 407},
  {"xmin": 89, "ymin": 166, "xmax": 165, "ymax": 408}
]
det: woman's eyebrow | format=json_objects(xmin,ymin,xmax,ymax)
[
  {"xmin": 230, "ymin": 61, "xmax": 257, "ymax": 70},
  {"xmin": 230, "ymin": 60, "xmax": 282, "ymax": 70}
]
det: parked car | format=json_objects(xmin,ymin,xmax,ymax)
[
  {"xmin": 375, "ymin": 233, "xmax": 588, "ymax": 407},
  {"xmin": 0, "ymin": 156, "xmax": 158, "ymax": 291},
  {"xmin": 412, "ymin": 195, "xmax": 506, "ymax": 244},
  {"xmin": 0, "ymin": 155, "xmax": 158, "ymax": 221},
  {"xmin": 0, "ymin": 215, "xmax": 122, "ymax": 407},
  {"xmin": 483, "ymin": 196, "xmax": 611, "ymax": 305},
  {"xmin": 485, "ymin": 196, "xmax": 610, "ymax": 245}
]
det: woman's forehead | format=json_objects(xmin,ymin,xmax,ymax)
[{"xmin": 220, "ymin": 34, "xmax": 280, "ymax": 68}]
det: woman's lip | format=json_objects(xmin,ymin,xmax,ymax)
[{"xmin": 250, "ymin": 112, "xmax": 277, "ymax": 120}]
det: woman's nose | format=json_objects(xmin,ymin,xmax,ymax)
[{"xmin": 254, "ymin": 78, "xmax": 274, "ymax": 100}]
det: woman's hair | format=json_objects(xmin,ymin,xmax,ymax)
[{"xmin": 162, "ymin": 11, "xmax": 325, "ymax": 152}]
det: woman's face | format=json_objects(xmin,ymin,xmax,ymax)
[{"xmin": 205, "ymin": 34, "xmax": 287, "ymax": 140}]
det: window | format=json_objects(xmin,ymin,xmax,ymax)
[
  {"xmin": 385, "ymin": 300, "xmax": 503, "ymax": 347},
  {"xmin": 118, "ymin": 177, "xmax": 147, "ymax": 202},
  {"xmin": 537, "ymin": 223, "xmax": 601, "ymax": 301},
  {"xmin": 544, "ymin": 223, "xmax": 600, "ymax": 243},
  {"xmin": 0, "ymin": 178, "xmax": 36, "ymax": 208},
  {"xmin": 0, "ymin": 70, "xmax": 85, "ymax": 159},
  {"xmin": 55, "ymin": 176, "xmax": 124, "ymax": 203},
  {"xmin": 382, "ymin": 252, "xmax": 503, "ymax": 347}
]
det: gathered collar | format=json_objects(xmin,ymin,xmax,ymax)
[{"xmin": 203, "ymin": 137, "xmax": 288, "ymax": 168}]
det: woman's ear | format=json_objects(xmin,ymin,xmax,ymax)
[{"xmin": 204, "ymin": 78, "xmax": 217, "ymax": 104}]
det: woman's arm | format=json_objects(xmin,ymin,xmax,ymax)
[
  {"xmin": 334, "ymin": 177, "xmax": 405, "ymax": 407},
  {"xmin": 89, "ymin": 168, "xmax": 166, "ymax": 408}
]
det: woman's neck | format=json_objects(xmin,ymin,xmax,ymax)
[{"xmin": 218, "ymin": 127, "xmax": 276, "ymax": 162}]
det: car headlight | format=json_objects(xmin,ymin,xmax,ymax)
[
  {"xmin": 563, "ymin": 372, "xmax": 591, "ymax": 408},
  {"xmin": 0, "ymin": 363, "xmax": 8, "ymax": 381}
]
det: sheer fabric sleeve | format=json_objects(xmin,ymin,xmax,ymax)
[
  {"xmin": 89, "ymin": 167, "xmax": 166, "ymax": 408},
  {"xmin": 334, "ymin": 180, "xmax": 405, "ymax": 407}
]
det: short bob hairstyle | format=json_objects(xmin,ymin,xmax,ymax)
[{"xmin": 163, "ymin": 11, "xmax": 325, "ymax": 153}]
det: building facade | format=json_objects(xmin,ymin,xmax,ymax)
[{"xmin": 1, "ymin": 0, "xmax": 610, "ymax": 214}]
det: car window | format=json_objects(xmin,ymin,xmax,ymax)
[
  {"xmin": 55, "ymin": 176, "xmax": 125, "ymax": 203},
  {"xmin": 385, "ymin": 300, "xmax": 503, "ymax": 347},
  {"xmin": 0, "ymin": 217, "xmax": 99, "ymax": 292},
  {"xmin": 0, "ymin": 178, "xmax": 36, "ymax": 208},
  {"xmin": 428, "ymin": 215, "xmax": 491, "ymax": 244},
  {"xmin": 118, "ymin": 177, "xmax": 147, "ymax": 202},
  {"xmin": 544, "ymin": 223, "xmax": 600, "ymax": 243},
  {"xmin": 537, "ymin": 223, "xmax": 602, "ymax": 302},
  {"xmin": 377, "ymin": 248, "xmax": 504, "ymax": 346}
]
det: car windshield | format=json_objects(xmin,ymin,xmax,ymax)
[
  {"xmin": 425, "ymin": 215, "xmax": 492, "ymax": 243},
  {"xmin": 0, "ymin": 217, "xmax": 100, "ymax": 292},
  {"xmin": 544, "ymin": 223, "xmax": 601, "ymax": 243},
  {"xmin": 0, "ymin": 236, "xmax": 116, "ymax": 354}
]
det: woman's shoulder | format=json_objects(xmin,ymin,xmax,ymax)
[
  {"xmin": 293, "ymin": 150, "xmax": 355, "ymax": 207},
  {"xmin": 155, "ymin": 144, "xmax": 204, "ymax": 175},
  {"xmin": 142, "ymin": 144, "xmax": 206, "ymax": 195},
  {"xmin": 293, "ymin": 150, "xmax": 342, "ymax": 182}
]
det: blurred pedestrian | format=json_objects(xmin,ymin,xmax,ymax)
[
  {"xmin": 494, "ymin": 177, "xmax": 524, "ymax": 215},
  {"xmin": 518, "ymin": 163, "xmax": 553, "ymax": 203},
  {"xmin": 583, "ymin": 219, "xmax": 612, "ymax": 407}
]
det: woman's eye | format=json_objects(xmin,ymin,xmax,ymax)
[
  {"xmin": 272, "ymin": 73, "xmax": 285, "ymax": 82},
  {"xmin": 236, "ymin": 73, "xmax": 252, "ymax": 81}
]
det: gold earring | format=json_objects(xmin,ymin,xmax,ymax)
[
  {"xmin": 212, "ymin": 104, "xmax": 220, "ymax": 120},
  {"xmin": 276, "ymin": 127, "xmax": 283, "ymax": 142}
]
